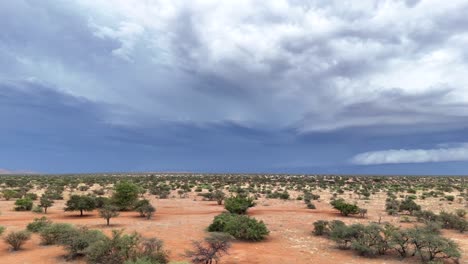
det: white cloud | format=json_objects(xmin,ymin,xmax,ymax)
[{"xmin": 351, "ymin": 143, "xmax": 468, "ymax": 165}]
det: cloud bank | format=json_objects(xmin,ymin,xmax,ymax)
[{"xmin": 351, "ymin": 143, "xmax": 468, "ymax": 165}]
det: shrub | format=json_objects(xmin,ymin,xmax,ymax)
[
  {"xmin": 4, "ymin": 230, "xmax": 31, "ymax": 251},
  {"xmin": 455, "ymin": 209, "xmax": 466, "ymax": 218},
  {"xmin": 39, "ymin": 223, "xmax": 75, "ymax": 245},
  {"xmin": 445, "ymin": 195, "xmax": 455, "ymax": 202},
  {"xmin": 224, "ymin": 196, "xmax": 255, "ymax": 214},
  {"xmin": 14, "ymin": 197, "xmax": 33, "ymax": 211},
  {"xmin": 32, "ymin": 205, "xmax": 43, "ymax": 213},
  {"xmin": 330, "ymin": 199, "xmax": 359, "ymax": 216},
  {"xmin": 184, "ymin": 232, "xmax": 233, "ymax": 264},
  {"xmin": 2, "ymin": 189, "xmax": 18, "ymax": 200},
  {"xmin": 306, "ymin": 202, "xmax": 316, "ymax": 209},
  {"xmin": 24, "ymin": 193, "xmax": 38, "ymax": 200},
  {"xmin": 208, "ymin": 213, "xmax": 269, "ymax": 241},
  {"xmin": 385, "ymin": 198, "xmax": 400, "ymax": 215},
  {"xmin": 399, "ymin": 198, "xmax": 421, "ymax": 215},
  {"xmin": 85, "ymin": 230, "xmax": 140, "ymax": 264},
  {"xmin": 213, "ymin": 190, "xmax": 226, "ymax": 205},
  {"xmin": 27, "ymin": 217, "xmax": 52, "ymax": 233},
  {"xmin": 112, "ymin": 181, "xmax": 140, "ymax": 210},
  {"xmin": 350, "ymin": 224, "xmax": 388, "ymax": 256},
  {"xmin": 137, "ymin": 237, "xmax": 169, "ymax": 264},
  {"xmin": 134, "ymin": 200, "xmax": 156, "ymax": 219},
  {"xmin": 59, "ymin": 226, "xmax": 107, "ymax": 260},
  {"xmin": 312, "ymin": 220, "xmax": 329, "ymax": 236}
]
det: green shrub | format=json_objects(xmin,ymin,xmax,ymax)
[
  {"xmin": 39, "ymin": 223, "xmax": 75, "ymax": 245},
  {"xmin": 445, "ymin": 195, "xmax": 455, "ymax": 202},
  {"xmin": 27, "ymin": 217, "xmax": 52, "ymax": 233},
  {"xmin": 14, "ymin": 197, "xmax": 33, "ymax": 211},
  {"xmin": 399, "ymin": 198, "xmax": 421, "ymax": 215},
  {"xmin": 312, "ymin": 220, "xmax": 329, "ymax": 236},
  {"xmin": 24, "ymin": 193, "xmax": 38, "ymax": 200},
  {"xmin": 224, "ymin": 196, "xmax": 255, "ymax": 214},
  {"xmin": 208, "ymin": 213, "xmax": 269, "ymax": 241},
  {"xmin": 330, "ymin": 199, "xmax": 359, "ymax": 216},
  {"xmin": 112, "ymin": 181, "xmax": 140, "ymax": 210},
  {"xmin": 60, "ymin": 226, "xmax": 107, "ymax": 260}
]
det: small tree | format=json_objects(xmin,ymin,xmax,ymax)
[
  {"xmin": 39, "ymin": 194, "xmax": 54, "ymax": 214},
  {"xmin": 112, "ymin": 181, "xmax": 140, "ymax": 210},
  {"xmin": 4, "ymin": 230, "xmax": 31, "ymax": 251},
  {"xmin": 65, "ymin": 195, "xmax": 96, "ymax": 216},
  {"xmin": 99, "ymin": 205, "xmax": 120, "ymax": 226},
  {"xmin": 213, "ymin": 190, "xmax": 226, "ymax": 205},
  {"xmin": 2, "ymin": 189, "xmax": 18, "ymax": 201},
  {"xmin": 185, "ymin": 232, "xmax": 233, "ymax": 264}
]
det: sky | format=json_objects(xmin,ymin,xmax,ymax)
[{"xmin": 1, "ymin": 0, "xmax": 468, "ymax": 175}]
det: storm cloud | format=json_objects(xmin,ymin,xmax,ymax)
[{"xmin": 1, "ymin": 0, "xmax": 468, "ymax": 173}]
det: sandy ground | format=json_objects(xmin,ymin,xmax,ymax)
[{"xmin": 0, "ymin": 190, "xmax": 466, "ymax": 264}]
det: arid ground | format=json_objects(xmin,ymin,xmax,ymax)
[{"xmin": 0, "ymin": 186, "xmax": 466, "ymax": 264}]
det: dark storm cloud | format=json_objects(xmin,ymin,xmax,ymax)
[{"xmin": 1, "ymin": 0, "xmax": 468, "ymax": 172}]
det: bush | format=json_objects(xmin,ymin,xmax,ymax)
[
  {"xmin": 208, "ymin": 213, "xmax": 269, "ymax": 241},
  {"xmin": 224, "ymin": 196, "xmax": 255, "ymax": 214},
  {"xmin": 455, "ymin": 209, "xmax": 466, "ymax": 218},
  {"xmin": 184, "ymin": 232, "xmax": 232, "ymax": 264},
  {"xmin": 112, "ymin": 181, "xmax": 140, "ymax": 210},
  {"xmin": 2, "ymin": 189, "xmax": 19, "ymax": 200},
  {"xmin": 312, "ymin": 220, "xmax": 329, "ymax": 236},
  {"xmin": 27, "ymin": 217, "xmax": 52, "ymax": 233},
  {"xmin": 213, "ymin": 190, "xmax": 226, "ymax": 205},
  {"xmin": 445, "ymin": 195, "xmax": 455, "ymax": 202},
  {"xmin": 32, "ymin": 205, "xmax": 43, "ymax": 213},
  {"xmin": 330, "ymin": 199, "xmax": 359, "ymax": 216},
  {"xmin": 14, "ymin": 197, "xmax": 33, "ymax": 211},
  {"xmin": 85, "ymin": 230, "xmax": 140, "ymax": 264},
  {"xmin": 134, "ymin": 200, "xmax": 156, "ymax": 219},
  {"xmin": 24, "ymin": 193, "xmax": 38, "ymax": 200},
  {"xmin": 60, "ymin": 226, "xmax": 107, "ymax": 260},
  {"xmin": 306, "ymin": 202, "xmax": 316, "ymax": 209},
  {"xmin": 399, "ymin": 198, "xmax": 421, "ymax": 215},
  {"xmin": 39, "ymin": 223, "xmax": 75, "ymax": 245},
  {"xmin": 4, "ymin": 230, "xmax": 31, "ymax": 251}
]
